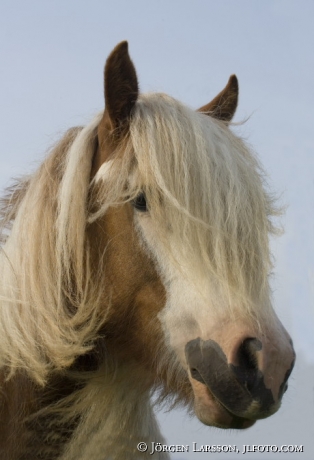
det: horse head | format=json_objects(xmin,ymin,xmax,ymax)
[{"xmin": 89, "ymin": 41, "xmax": 295, "ymax": 429}]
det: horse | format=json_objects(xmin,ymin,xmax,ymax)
[{"xmin": 0, "ymin": 41, "xmax": 295, "ymax": 460}]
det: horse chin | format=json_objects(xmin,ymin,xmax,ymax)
[{"xmin": 191, "ymin": 377, "xmax": 256, "ymax": 430}]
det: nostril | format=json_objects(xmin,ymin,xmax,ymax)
[
  {"xmin": 239, "ymin": 338, "xmax": 262, "ymax": 369},
  {"xmin": 232, "ymin": 338, "xmax": 262, "ymax": 392},
  {"xmin": 190, "ymin": 367, "xmax": 205, "ymax": 385},
  {"xmin": 278, "ymin": 360, "xmax": 295, "ymax": 398}
]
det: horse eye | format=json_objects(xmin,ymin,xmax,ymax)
[{"xmin": 132, "ymin": 193, "xmax": 148, "ymax": 212}]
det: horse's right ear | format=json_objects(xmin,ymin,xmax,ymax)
[{"xmin": 102, "ymin": 41, "xmax": 139, "ymax": 133}]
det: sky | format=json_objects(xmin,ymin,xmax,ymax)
[{"xmin": 0, "ymin": 1, "xmax": 313, "ymax": 458}]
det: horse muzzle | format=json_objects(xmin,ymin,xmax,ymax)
[{"xmin": 185, "ymin": 334, "xmax": 295, "ymax": 429}]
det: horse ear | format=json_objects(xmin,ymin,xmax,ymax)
[
  {"xmin": 198, "ymin": 75, "xmax": 238, "ymax": 122},
  {"xmin": 103, "ymin": 41, "xmax": 139, "ymax": 132}
]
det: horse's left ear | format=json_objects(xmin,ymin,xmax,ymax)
[
  {"xmin": 198, "ymin": 75, "xmax": 238, "ymax": 122},
  {"xmin": 103, "ymin": 41, "xmax": 139, "ymax": 133}
]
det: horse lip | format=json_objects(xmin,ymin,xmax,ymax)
[
  {"xmin": 210, "ymin": 393, "xmax": 256, "ymax": 428},
  {"xmin": 190, "ymin": 368, "xmax": 253, "ymax": 421},
  {"xmin": 189, "ymin": 374, "xmax": 256, "ymax": 429}
]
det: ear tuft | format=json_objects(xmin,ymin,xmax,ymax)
[
  {"xmin": 104, "ymin": 41, "xmax": 139, "ymax": 131},
  {"xmin": 198, "ymin": 74, "xmax": 239, "ymax": 122}
]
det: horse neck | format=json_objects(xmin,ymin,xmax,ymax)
[
  {"xmin": 0, "ymin": 372, "xmax": 37, "ymax": 460},
  {"xmin": 0, "ymin": 370, "xmax": 86, "ymax": 460},
  {"xmin": 60, "ymin": 362, "xmax": 169, "ymax": 460},
  {"xmin": 0, "ymin": 363, "xmax": 169, "ymax": 460}
]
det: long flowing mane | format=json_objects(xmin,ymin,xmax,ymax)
[
  {"xmin": 0, "ymin": 122, "xmax": 100, "ymax": 384},
  {"xmin": 0, "ymin": 94, "xmax": 279, "ymax": 385}
]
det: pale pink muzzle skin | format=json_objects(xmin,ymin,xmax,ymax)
[{"xmin": 185, "ymin": 320, "xmax": 295, "ymax": 429}]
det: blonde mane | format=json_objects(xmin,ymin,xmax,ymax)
[
  {"xmin": 95, "ymin": 93, "xmax": 280, "ymax": 307},
  {"xmin": 0, "ymin": 119, "xmax": 102, "ymax": 384},
  {"xmin": 0, "ymin": 93, "xmax": 279, "ymax": 386}
]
